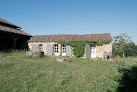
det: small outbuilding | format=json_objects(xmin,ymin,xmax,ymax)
[
  {"xmin": 28, "ymin": 33, "xmax": 112, "ymax": 59},
  {"xmin": 0, "ymin": 19, "xmax": 32, "ymax": 51}
]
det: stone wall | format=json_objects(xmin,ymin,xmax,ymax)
[
  {"xmin": 96, "ymin": 43, "xmax": 112, "ymax": 59},
  {"xmin": 28, "ymin": 42, "xmax": 61, "ymax": 56},
  {"xmin": 28, "ymin": 42, "xmax": 112, "ymax": 59}
]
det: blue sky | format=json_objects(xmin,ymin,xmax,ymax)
[{"xmin": 0, "ymin": 0, "xmax": 137, "ymax": 43}]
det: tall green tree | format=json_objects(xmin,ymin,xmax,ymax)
[{"xmin": 113, "ymin": 33, "xmax": 133, "ymax": 58}]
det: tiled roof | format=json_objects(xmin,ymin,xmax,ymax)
[
  {"xmin": 0, "ymin": 25, "xmax": 32, "ymax": 36},
  {"xmin": 29, "ymin": 33, "xmax": 112, "ymax": 42},
  {"xmin": 0, "ymin": 18, "xmax": 21, "ymax": 28}
]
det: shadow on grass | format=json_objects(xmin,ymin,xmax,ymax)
[{"xmin": 117, "ymin": 66, "xmax": 137, "ymax": 92}]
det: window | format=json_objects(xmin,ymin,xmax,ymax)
[
  {"xmin": 62, "ymin": 45, "xmax": 66, "ymax": 53},
  {"xmin": 54, "ymin": 44, "xmax": 58, "ymax": 53},
  {"xmin": 39, "ymin": 44, "xmax": 43, "ymax": 51}
]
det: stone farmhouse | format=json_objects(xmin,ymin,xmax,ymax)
[{"xmin": 28, "ymin": 33, "xmax": 112, "ymax": 59}]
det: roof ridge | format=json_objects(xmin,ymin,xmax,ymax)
[
  {"xmin": 34, "ymin": 33, "xmax": 110, "ymax": 36},
  {"xmin": 29, "ymin": 33, "xmax": 112, "ymax": 42},
  {"xmin": 0, "ymin": 18, "xmax": 21, "ymax": 28}
]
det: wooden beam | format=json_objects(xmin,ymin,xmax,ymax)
[{"xmin": 11, "ymin": 34, "xmax": 20, "ymax": 49}]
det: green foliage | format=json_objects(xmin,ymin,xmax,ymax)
[
  {"xmin": 113, "ymin": 33, "xmax": 132, "ymax": 44},
  {"xmin": 58, "ymin": 40, "xmax": 111, "ymax": 57},
  {"xmin": 73, "ymin": 44, "xmax": 85, "ymax": 57},
  {"xmin": 118, "ymin": 66, "xmax": 137, "ymax": 92},
  {"xmin": 113, "ymin": 41, "xmax": 137, "ymax": 57},
  {"xmin": 124, "ymin": 43, "xmax": 137, "ymax": 57},
  {"xmin": 113, "ymin": 33, "xmax": 134, "ymax": 57},
  {"xmin": 1, "ymin": 52, "xmax": 137, "ymax": 92}
]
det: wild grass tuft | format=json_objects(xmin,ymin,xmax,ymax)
[{"xmin": 0, "ymin": 52, "xmax": 137, "ymax": 92}]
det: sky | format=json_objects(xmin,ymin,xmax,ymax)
[{"xmin": 0, "ymin": 0, "xmax": 137, "ymax": 44}]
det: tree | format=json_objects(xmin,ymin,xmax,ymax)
[
  {"xmin": 124, "ymin": 43, "xmax": 137, "ymax": 57},
  {"xmin": 113, "ymin": 33, "xmax": 133, "ymax": 58}
]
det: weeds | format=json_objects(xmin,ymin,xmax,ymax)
[{"xmin": 0, "ymin": 52, "xmax": 137, "ymax": 92}]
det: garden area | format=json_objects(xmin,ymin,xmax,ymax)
[{"xmin": 0, "ymin": 52, "xmax": 137, "ymax": 92}]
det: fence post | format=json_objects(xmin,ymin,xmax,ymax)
[{"xmin": 117, "ymin": 54, "xmax": 119, "ymax": 61}]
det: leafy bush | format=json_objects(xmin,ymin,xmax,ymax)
[
  {"xmin": 113, "ymin": 43, "xmax": 137, "ymax": 57},
  {"xmin": 73, "ymin": 45, "xmax": 85, "ymax": 57},
  {"xmin": 118, "ymin": 66, "xmax": 137, "ymax": 92},
  {"xmin": 124, "ymin": 44, "xmax": 137, "ymax": 57}
]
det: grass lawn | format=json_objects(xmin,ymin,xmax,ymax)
[{"xmin": 0, "ymin": 52, "xmax": 137, "ymax": 92}]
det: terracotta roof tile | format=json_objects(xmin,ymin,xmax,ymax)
[
  {"xmin": 29, "ymin": 33, "xmax": 112, "ymax": 42},
  {"xmin": 0, "ymin": 18, "xmax": 21, "ymax": 28},
  {"xmin": 0, "ymin": 25, "xmax": 32, "ymax": 36}
]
